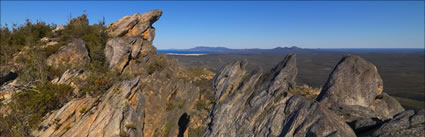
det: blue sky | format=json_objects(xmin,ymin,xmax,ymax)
[{"xmin": 1, "ymin": 1, "xmax": 424, "ymax": 49}]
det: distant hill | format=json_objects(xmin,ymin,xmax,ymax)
[{"xmin": 159, "ymin": 46, "xmax": 424, "ymax": 55}]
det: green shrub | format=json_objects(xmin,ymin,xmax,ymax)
[
  {"xmin": 11, "ymin": 82, "xmax": 73, "ymax": 129},
  {"xmin": 79, "ymin": 71, "xmax": 119, "ymax": 96},
  {"xmin": 79, "ymin": 107, "xmax": 87, "ymax": 114},
  {"xmin": 147, "ymin": 58, "xmax": 166, "ymax": 75},
  {"xmin": 42, "ymin": 41, "xmax": 67, "ymax": 57},
  {"xmin": 196, "ymin": 101, "xmax": 210, "ymax": 111}
]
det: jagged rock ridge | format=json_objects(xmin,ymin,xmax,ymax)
[
  {"xmin": 203, "ymin": 54, "xmax": 357, "ymax": 137},
  {"xmin": 203, "ymin": 54, "xmax": 423, "ymax": 137}
]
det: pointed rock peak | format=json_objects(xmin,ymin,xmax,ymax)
[
  {"xmin": 107, "ymin": 9, "xmax": 162, "ymax": 38},
  {"xmin": 316, "ymin": 54, "xmax": 383, "ymax": 108},
  {"xmin": 212, "ymin": 60, "xmax": 248, "ymax": 100},
  {"xmin": 264, "ymin": 53, "xmax": 297, "ymax": 94},
  {"xmin": 139, "ymin": 9, "xmax": 162, "ymax": 25}
]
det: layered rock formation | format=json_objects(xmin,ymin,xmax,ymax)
[
  {"xmin": 105, "ymin": 10, "xmax": 160, "ymax": 73},
  {"xmin": 32, "ymin": 10, "xmax": 210, "ymax": 137}
]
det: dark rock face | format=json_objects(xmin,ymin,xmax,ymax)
[
  {"xmin": 46, "ymin": 39, "xmax": 90, "ymax": 68},
  {"xmin": 366, "ymin": 109, "xmax": 425, "ymax": 137},
  {"xmin": 203, "ymin": 54, "xmax": 356, "ymax": 137}
]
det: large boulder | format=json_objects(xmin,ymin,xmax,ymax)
[
  {"xmin": 203, "ymin": 54, "xmax": 356, "ymax": 137},
  {"xmin": 316, "ymin": 55, "xmax": 404, "ymax": 121},
  {"xmin": 316, "ymin": 55, "xmax": 383, "ymax": 108},
  {"xmin": 46, "ymin": 39, "xmax": 90, "ymax": 69}
]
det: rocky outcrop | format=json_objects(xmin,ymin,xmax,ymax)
[
  {"xmin": 203, "ymin": 54, "xmax": 356, "ymax": 137},
  {"xmin": 316, "ymin": 55, "xmax": 404, "ymax": 121},
  {"xmin": 46, "ymin": 39, "xmax": 90, "ymax": 69},
  {"xmin": 104, "ymin": 10, "xmax": 161, "ymax": 72},
  {"xmin": 33, "ymin": 10, "xmax": 210, "ymax": 137}
]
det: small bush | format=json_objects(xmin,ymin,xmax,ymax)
[
  {"xmin": 147, "ymin": 58, "xmax": 166, "ymax": 75},
  {"xmin": 196, "ymin": 101, "xmax": 210, "ymax": 111},
  {"xmin": 79, "ymin": 107, "xmax": 87, "ymax": 114},
  {"xmin": 9, "ymin": 82, "xmax": 73, "ymax": 130},
  {"xmin": 79, "ymin": 71, "xmax": 119, "ymax": 96}
]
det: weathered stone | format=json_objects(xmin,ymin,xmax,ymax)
[
  {"xmin": 107, "ymin": 9, "xmax": 162, "ymax": 38},
  {"xmin": 281, "ymin": 96, "xmax": 357, "ymax": 137},
  {"xmin": 316, "ymin": 55, "xmax": 404, "ymax": 124},
  {"xmin": 105, "ymin": 10, "xmax": 161, "ymax": 72},
  {"xmin": 46, "ymin": 39, "xmax": 90, "ymax": 69},
  {"xmin": 370, "ymin": 92, "xmax": 405, "ymax": 120},
  {"xmin": 317, "ymin": 55, "xmax": 383, "ymax": 108},
  {"xmin": 368, "ymin": 109, "xmax": 425, "ymax": 137},
  {"xmin": 104, "ymin": 37, "xmax": 132, "ymax": 71}
]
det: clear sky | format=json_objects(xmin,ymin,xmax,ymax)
[{"xmin": 1, "ymin": 1, "xmax": 424, "ymax": 49}]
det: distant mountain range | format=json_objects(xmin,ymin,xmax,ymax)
[{"xmin": 158, "ymin": 46, "xmax": 424, "ymax": 55}]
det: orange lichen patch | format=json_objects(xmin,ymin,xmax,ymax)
[
  {"xmin": 129, "ymin": 93, "xmax": 139, "ymax": 106},
  {"xmin": 142, "ymin": 28, "xmax": 151, "ymax": 39},
  {"xmin": 130, "ymin": 26, "xmax": 141, "ymax": 36},
  {"xmin": 188, "ymin": 99, "xmax": 198, "ymax": 111}
]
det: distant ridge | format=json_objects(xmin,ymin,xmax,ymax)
[{"xmin": 158, "ymin": 46, "xmax": 424, "ymax": 55}]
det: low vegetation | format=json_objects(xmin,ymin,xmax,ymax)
[
  {"xmin": 0, "ymin": 82, "xmax": 73, "ymax": 136},
  {"xmin": 147, "ymin": 58, "xmax": 166, "ymax": 75},
  {"xmin": 0, "ymin": 13, "xmax": 110, "ymax": 136}
]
